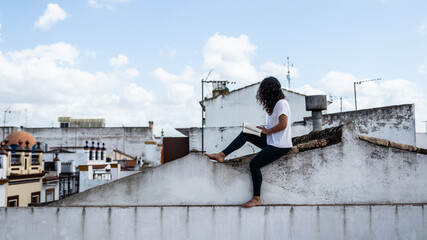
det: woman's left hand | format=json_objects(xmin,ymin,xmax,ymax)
[{"xmin": 257, "ymin": 126, "xmax": 268, "ymax": 134}]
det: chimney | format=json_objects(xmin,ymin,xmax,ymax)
[
  {"xmin": 211, "ymin": 81, "xmax": 229, "ymax": 98},
  {"xmin": 305, "ymin": 95, "xmax": 327, "ymax": 131}
]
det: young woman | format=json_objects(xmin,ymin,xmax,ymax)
[{"xmin": 205, "ymin": 76, "xmax": 292, "ymax": 208}]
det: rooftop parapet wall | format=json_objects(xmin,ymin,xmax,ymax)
[
  {"xmin": 293, "ymin": 104, "xmax": 416, "ymax": 146},
  {"xmin": 52, "ymin": 125, "xmax": 427, "ymax": 207},
  {"xmin": 2, "ymin": 205, "xmax": 427, "ymax": 240}
]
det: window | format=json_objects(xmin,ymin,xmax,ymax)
[
  {"xmin": 101, "ymin": 152, "xmax": 104, "ymax": 160},
  {"xmin": 31, "ymin": 155, "xmax": 40, "ymax": 165},
  {"xmin": 60, "ymin": 122, "xmax": 69, "ymax": 128},
  {"xmin": 45, "ymin": 189, "xmax": 55, "ymax": 202},
  {"xmin": 7, "ymin": 195, "xmax": 19, "ymax": 207},
  {"xmin": 31, "ymin": 192, "xmax": 41, "ymax": 204},
  {"xmin": 11, "ymin": 154, "xmax": 21, "ymax": 166},
  {"xmin": 89, "ymin": 151, "xmax": 93, "ymax": 160},
  {"xmin": 95, "ymin": 151, "xmax": 99, "ymax": 160},
  {"xmin": 44, "ymin": 162, "xmax": 56, "ymax": 171}
]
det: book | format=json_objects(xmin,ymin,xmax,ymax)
[{"xmin": 242, "ymin": 122, "xmax": 262, "ymax": 137}]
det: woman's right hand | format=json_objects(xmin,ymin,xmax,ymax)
[{"xmin": 257, "ymin": 126, "xmax": 268, "ymax": 134}]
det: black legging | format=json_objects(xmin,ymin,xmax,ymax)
[{"xmin": 222, "ymin": 132, "xmax": 291, "ymax": 196}]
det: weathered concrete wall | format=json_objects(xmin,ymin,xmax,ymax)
[
  {"xmin": 204, "ymin": 83, "xmax": 311, "ymax": 128},
  {"xmin": 52, "ymin": 126, "xmax": 427, "ymax": 207},
  {"xmin": 293, "ymin": 104, "xmax": 416, "ymax": 145},
  {"xmin": 1, "ymin": 205, "xmax": 427, "ymax": 240},
  {"xmin": 417, "ymin": 133, "xmax": 427, "ymax": 149},
  {"xmin": 190, "ymin": 105, "xmax": 416, "ymax": 159}
]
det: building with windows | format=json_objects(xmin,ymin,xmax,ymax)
[
  {"xmin": 58, "ymin": 117, "xmax": 106, "ymax": 128},
  {"xmin": 0, "ymin": 131, "xmax": 45, "ymax": 207}
]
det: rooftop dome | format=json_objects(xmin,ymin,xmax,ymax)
[{"xmin": 5, "ymin": 131, "xmax": 37, "ymax": 149}]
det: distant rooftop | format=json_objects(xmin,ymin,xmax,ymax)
[
  {"xmin": 202, "ymin": 81, "xmax": 307, "ymax": 102},
  {"xmin": 58, "ymin": 116, "xmax": 106, "ymax": 128}
]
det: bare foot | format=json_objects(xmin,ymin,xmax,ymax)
[
  {"xmin": 204, "ymin": 152, "xmax": 226, "ymax": 163},
  {"xmin": 241, "ymin": 197, "xmax": 262, "ymax": 208}
]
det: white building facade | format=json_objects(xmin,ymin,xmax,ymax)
[{"xmin": 203, "ymin": 82, "xmax": 312, "ymax": 128}]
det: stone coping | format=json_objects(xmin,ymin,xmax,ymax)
[{"xmin": 359, "ymin": 135, "xmax": 427, "ymax": 154}]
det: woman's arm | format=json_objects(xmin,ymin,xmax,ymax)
[{"xmin": 257, "ymin": 114, "xmax": 288, "ymax": 134}]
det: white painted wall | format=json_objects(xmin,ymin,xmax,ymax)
[
  {"xmin": 79, "ymin": 165, "xmax": 120, "ymax": 192},
  {"xmin": 1, "ymin": 205, "xmax": 426, "ymax": 240},
  {"xmin": 204, "ymin": 83, "xmax": 311, "ymax": 128},
  {"xmin": 0, "ymin": 185, "xmax": 5, "ymax": 207},
  {"xmin": 145, "ymin": 143, "xmax": 161, "ymax": 166},
  {"xmin": 0, "ymin": 154, "xmax": 6, "ymax": 179},
  {"xmin": 43, "ymin": 151, "xmax": 86, "ymax": 168},
  {"xmin": 119, "ymin": 170, "xmax": 140, "ymax": 178},
  {"xmin": 80, "ymin": 179, "xmax": 113, "ymax": 192},
  {"xmin": 417, "ymin": 133, "xmax": 427, "ymax": 149}
]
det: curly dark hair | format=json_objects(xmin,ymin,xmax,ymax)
[{"xmin": 256, "ymin": 76, "xmax": 285, "ymax": 115}]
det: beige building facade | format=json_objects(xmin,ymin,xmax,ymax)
[{"xmin": 0, "ymin": 131, "xmax": 45, "ymax": 207}]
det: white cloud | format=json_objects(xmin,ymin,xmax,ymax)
[
  {"xmin": 294, "ymin": 84, "xmax": 325, "ymax": 96},
  {"xmin": 150, "ymin": 66, "xmax": 199, "ymax": 105},
  {"xmin": 34, "ymin": 3, "xmax": 69, "ymax": 30},
  {"xmin": 201, "ymin": 33, "xmax": 300, "ymax": 90},
  {"xmin": 7, "ymin": 42, "xmax": 79, "ymax": 66},
  {"xmin": 203, "ymin": 33, "xmax": 260, "ymax": 87},
  {"xmin": 88, "ymin": 0, "xmax": 129, "ymax": 9},
  {"xmin": 151, "ymin": 66, "xmax": 196, "ymax": 84},
  {"xmin": 109, "ymin": 53, "xmax": 129, "ymax": 67}
]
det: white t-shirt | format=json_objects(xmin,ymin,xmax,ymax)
[{"xmin": 266, "ymin": 99, "xmax": 292, "ymax": 148}]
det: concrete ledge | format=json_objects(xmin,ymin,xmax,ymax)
[
  {"xmin": 359, "ymin": 134, "xmax": 426, "ymax": 154},
  {"xmin": 1, "ymin": 204, "xmax": 426, "ymax": 240}
]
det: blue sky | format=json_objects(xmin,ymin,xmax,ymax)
[{"xmin": 0, "ymin": 0, "xmax": 426, "ymax": 133}]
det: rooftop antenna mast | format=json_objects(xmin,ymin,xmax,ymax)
[
  {"xmin": 201, "ymin": 69, "xmax": 213, "ymax": 153},
  {"xmin": 285, "ymin": 56, "xmax": 292, "ymax": 89},
  {"xmin": 353, "ymin": 78, "xmax": 381, "ymax": 111}
]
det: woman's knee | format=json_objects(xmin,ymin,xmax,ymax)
[{"xmin": 249, "ymin": 160, "xmax": 260, "ymax": 171}]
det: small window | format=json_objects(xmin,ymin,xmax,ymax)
[
  {"xmin": 7, "ymin": 196, "xmax": 19, "ymax": 207},
  {"xmin": 44, "ymin": 162, "xmax": 56, "ymax": 171},
  {"xmin": 31, "ymin": 155, "xmax": 40, "ymax": 165},
  {"xmin": 89, "ymin": 151, "xmax": 93, "ymax": 160},
  {"xmin": 95, "ymin": 151, "xmax": 99, "ymax": 160},
  {"xmin": 31, "ymin": 192, "xmax": 41, "ymax": 204},
  {"xmin": 45, "ymin": 189, "xmax": 55, "ymax": 202},
  {"xmin": 11, "ymin": 154, "xmax": 21, "ymax": 166},
  {"xmin": 60, "ymin": 123, "xmax": 69, "ymax": 128}
]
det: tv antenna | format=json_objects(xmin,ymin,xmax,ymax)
[
  {"xmin": 353, "ymin": 78, "xmax": 381, "ymax": 111},
  {"xmin": 200, "ymin": 69, "xmax": 213, "ymax": 153},
  {"xmin": 329, "ymin": 94, "xmax": 350, "ymax": 113},
  {"xmin": 285, "ymin": 57, "xmax": 293, "ymax": 89}
]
